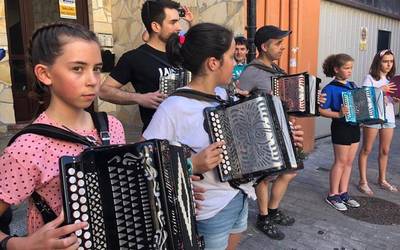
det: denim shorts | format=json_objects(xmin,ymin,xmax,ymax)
[
  {"xmin": 363, "ymin": 122, "xmax": 396, "ymax": 129},
  {"xmin": 196, "ymin": 192, "xmax": 248, "ymax": 250}
]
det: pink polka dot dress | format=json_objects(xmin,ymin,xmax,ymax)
[{"xmin": 0, "ymin": 112, "xmax": 125, "ymax": 233}]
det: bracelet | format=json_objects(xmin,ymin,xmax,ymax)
[{"xmin": 0, "ymin": 235, "xmax": 16, "ymax": 250}]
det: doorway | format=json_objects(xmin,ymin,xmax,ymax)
[{"xmin": 5, "ymin": 0, "xmax": 89, "ymax": 123}]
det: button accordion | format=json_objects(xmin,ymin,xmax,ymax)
[
  {"xmin": 204, "ymin": 92, "xmax": 303, "ymax": 182},
  {"xmin": 59, "ymin": 140, "xmax": 203, "ymax": 250},
  {"xmin": 159, "ymin": 69, "xmax": 192, "ymax": 96},
  {"xmin": 342, "ymin": 87, "xmax": 386, "ymax": 124},
  {"xmin": 271, "ymin": 73, "xmax": 321, "ymax": 116}
]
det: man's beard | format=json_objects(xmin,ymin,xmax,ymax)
[{"xmin": 160, "ymin": 32, "xmax": 179, "ymax": 43}]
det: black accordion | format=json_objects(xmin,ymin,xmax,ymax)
[
  {"xmin": 59, "ymin": 140, "xmax": 203, "ymax": 250},
  {"xmin": 342, "ymin": 87, "xmax": 386, "ymax": 124},
  {"xmin": 271, "ymin": 72, "xmax": 320, "ymax": 116},
  {"xmin": 204, "ymin": 92, "xmax": 303, "ymax": 182},
  {"xmin": 159, "ymin": 68, "xmax": 192, "ymax": 95}
]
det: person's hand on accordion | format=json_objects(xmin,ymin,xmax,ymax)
[
  {"xmin": 339, "ymin": 104, "xmax": 349, "ymax": 118},
  {"xmin": 6, "ymin": 211, "xmax": 87, "ymax": 250},
  {"xmin": 191, "ymin": 141, "xmax": 225, "ymax": 175},
  {"xmin": 190, "ymin": 175, "xmax": 206, "ymax": 214},
  {"xmin": 318, "ymin": 90, "xmax": 327, "ymax": 105},
  {"xmin": 289, "ymin": 118, "xmax": 304, "ymax": 148},
  {"xmin": 136, "ymin": 90, "xmax": 167, "ymax": 109},
  {"xmin": 382, "ymin": 82, "xmax": 397, "ymax": 95}
]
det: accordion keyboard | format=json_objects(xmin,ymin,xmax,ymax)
[
  {"xmin": 342, "ymin": 92, "xmax": 356, "ymax": 123},
  {"xmin": 64, "ymin": 166, "xmax": 108, "ymax": 249},
  {"xmin": 159, "ymin": 70, "xmax": 192, "ymax": 96},
  {"xmin": 107, "ymin": 166, "xmax": 154, "ymax": 249},
  {"xmin": 208, "ymin": 111, "xmax": 233, "ymax": 178}
]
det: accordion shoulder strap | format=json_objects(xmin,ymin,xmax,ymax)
[
  {"xmin": 170, "ymin": 88, "xmax": 227, "ymax": 104},
  {"xmin": 6, "ymin": 112, "xmax": 110, "ymax": 224},
  {"xmin": 7, "ymin": 124, "xmax": 96, "ymax": 147},
  {"xmin": 329, "ymin": 80, "xmax": 357, "ymax": 90},
  {"xmin": 31, "ymin": 191, "xmax": 58, "ymax": 224},
  {"xmin": 8, "ymin": 112, "xmax": 109, "ymax": 147},
  {"xmin": 246, "ymin": 61, "xmax": 286, "ymax": 75},
  {"xmin": 90, "ymin": 112, "xmax": 110, "ymax": 145},
  {"xmin": 138, "ymin": 48, "xmax": 174, "ymax": 68}
]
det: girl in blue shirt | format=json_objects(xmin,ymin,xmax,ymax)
[{"xmin": 319, "ymin": 54, "xmax": 361, "ymax": 211}]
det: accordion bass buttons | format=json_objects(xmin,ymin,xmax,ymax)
[{"xmin": 65, "ymin": 167, "xmax": 95, "ymax": 249}]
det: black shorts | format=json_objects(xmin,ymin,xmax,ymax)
[{"xmin": 331, "ymin": 119, "xmax": 360, "ymax": 145}]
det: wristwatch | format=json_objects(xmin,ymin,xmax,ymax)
[{"xmin": 0, "ymin": 235, "xmax": 15, "ymax": 250}]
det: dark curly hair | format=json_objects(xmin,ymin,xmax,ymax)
[{"xmin": 322, "ymin": 54, "xmax": 354, "ymax": 77}]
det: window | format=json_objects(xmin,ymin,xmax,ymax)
[{"xmin": 377, "ymin": 30, "xmax": 391, "ymax": 52}]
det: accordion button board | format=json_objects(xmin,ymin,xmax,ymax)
[
  {"xmin": 159, "ymin": 69, "xmax": 192, "ymax": 96},
  {"xmin": 60, "ymin": 140, "xmax": 204, "ymax": 250}
]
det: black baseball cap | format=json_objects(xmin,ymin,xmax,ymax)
[{"xmin": 254, "ymin": 25, "xmax": 291, "ymax": 48}]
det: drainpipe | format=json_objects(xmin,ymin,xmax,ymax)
[
  {"xmin": 246, "ymin": 0, "xmax": 256, "ymax": 62},
  {"xmin": 289, "ymin": 0, "xmax": 299, "ymax": 74}
]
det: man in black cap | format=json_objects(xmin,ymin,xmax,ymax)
[{"xmin": 239, "ymin": 25, "xmax": 296, "ymax": 240}]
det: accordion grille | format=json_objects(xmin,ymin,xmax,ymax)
[{"xmin": 273, "ymin": 75, "xmax": 306, "ymax": 112}]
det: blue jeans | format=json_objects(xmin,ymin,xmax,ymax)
[
  {"xmin": 196, "ymin": 192, "xmax": 248, "ymax": 250},
  {"xmin": 364, "ymin": 122, "xmax": 396, "ymax": 129}
]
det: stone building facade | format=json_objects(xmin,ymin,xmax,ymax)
[{"xmin": 0, "ymin": 0, "xmax": 245, "ymax": 133}]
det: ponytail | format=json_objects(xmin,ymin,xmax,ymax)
[
  {"xmin": 166, "ymin": 23, "xmax": 233, "ymax": 76},
  {"xmin": 166, "ymin": 33, "xmax": 184, "ymax": 67}
]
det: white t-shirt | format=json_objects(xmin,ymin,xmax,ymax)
[
  {"xmin": 362, "ymin": 74, "xmax": 395, "ymax": 124},
  {"xmin": 143, "ymin": 87, "xmax": 256, "ymax": 220}
]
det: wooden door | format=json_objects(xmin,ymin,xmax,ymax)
[{"xmin": 5, "ymin": 0, "xmax": 89, "ymax": 123}]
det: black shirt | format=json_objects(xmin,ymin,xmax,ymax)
[{"xmin": 110, "ymin": 44, "xmax": 175, "ymax": 130}]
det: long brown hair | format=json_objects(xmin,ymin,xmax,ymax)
[{"xmin": 369, "ymin": 49, "xmax": 396, "ymax": 81}]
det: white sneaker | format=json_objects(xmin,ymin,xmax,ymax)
[
  {"xmin": 325, "ymin": 195, "xmax": 347, "ymax": 211},
  {"xmin": 340, "ymin": 192, "xmax": 360, "ymax": 208}
]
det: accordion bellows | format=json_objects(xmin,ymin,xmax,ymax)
[
  {"xmin": 204, "ymin": 93, "xmax": 303, "ymax": 182},
  {"xmin": 159, "ymin": 69, "xmax": 192, "ymax": 96},
  {"xmin": 59, "ymin": 140, "xmax": 203, "ymax": 250},
  {"xmin": 271, "ymin": 73, "xmax": 320, "ymax": 116},
  {"xmin": 342, "ymin": 87, "xmax": 386, "ymax": 124}
]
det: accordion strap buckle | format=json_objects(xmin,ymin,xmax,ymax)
[{"xmin": 100, "ymin": 131, "xmax": 111, "ymax": 144}]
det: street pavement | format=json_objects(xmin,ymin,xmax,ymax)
[
  {"xmin": 1, "ymin": 119, "xmax": 399, "ymax": 250},
  {"xmin": 238, "ymin": 118, "xmax": 400, "ymax": 250}
]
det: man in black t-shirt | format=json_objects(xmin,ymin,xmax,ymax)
[{"xmin": 99, "ymin": 1, "xmax": 193, "ymax": 130}]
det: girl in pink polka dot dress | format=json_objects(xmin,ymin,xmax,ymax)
[{"xmin": 0, "ymin": 22, "xmax": 125, "ymax": 249}]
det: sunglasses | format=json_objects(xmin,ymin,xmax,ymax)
[{"xmin": 379, "ymin": 49, "xmax": 393, "ymax": 57}]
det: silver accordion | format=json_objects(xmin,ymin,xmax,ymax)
[
  {"xmin": 271, "ymin": 73, "xmax": 320, "ymax": 116},
  {"xmin": 159, "ymin": 69, "xmax": 192, "ymax": 95},
  {"xmin": 342, "ymin": 87, "xmax": 386, "ymax": 124},
  {"xmin": 204, "ymin": 92, "xmax": 303, "ymax": 182}
]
